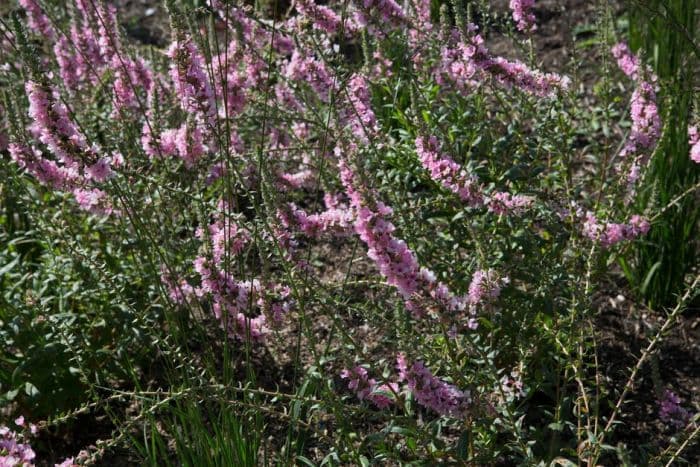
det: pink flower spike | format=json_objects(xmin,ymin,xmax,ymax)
[
  {"xmin": 468, "ymin": 269, "xmax": 503, "ymax": 306},
  {"xmin": 341, "ymin": 366, "xmax": 396, "ymax": 409},
  {"xmin": 415, "ymin": 136, "xmax": 483, "ymax": 207},
  {"xmin": 19, "ymin": 0, "xmax": 55, "ymax": 39},
  {"xmin": 509, "ymin": 0, "xmax": 537, "ymax": 33},
  {"xmin": 612, "ymin": 42, "xmax": 640, "ymax": 79},
  {"xmin": 396, "ymin": 355, "xmax": 470, "ymax": 417}
]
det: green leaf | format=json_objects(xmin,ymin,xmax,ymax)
[
  {"xmin": 0, "ymin": 256, "xmax": 20, "ymax": 277},
  {"xmin": 24, "ymin": 382, "xmax": 39, "ymax": 397},
  {"xmin": 640, "ymin": 261, "xmax": 662, "ymax": 295},
  {"xmin": 456, "ymin": 431, "xmax": 469, "ymax": 459},
  {"xmin": 297, "ymin": 455, "xmax": 316, "ymax": 467}
]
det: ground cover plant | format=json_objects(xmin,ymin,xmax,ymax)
[{"xmin": 0, "ymin": 0, "xmax": 698, "ymax": 465}]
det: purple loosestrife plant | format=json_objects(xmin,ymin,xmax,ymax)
[{"xmin": 3, "ymin": 0, "xmax": 695, "ymax": 464}]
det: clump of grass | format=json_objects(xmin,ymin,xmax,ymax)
[{"xmin": 625, "ymin": 0, "xmax": 699, "ymax": 307}]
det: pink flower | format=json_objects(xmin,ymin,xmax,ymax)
[
  {"xmin": 415, "ymin": 136, "xmax": 482, "ymax": 206},
  {"xmin": 54, "ymin": 36, "xmax": 80, "ymax": 91},
  {"xmin": 612, "ymin": 42, "xmax": 640, "ymax": 79},
  {"xmin": 397, "ymin": 354, "xmax": 470, "ymax": 417},
  {"xmin": 628, "ymin": 215, "xmax": 650, "ymax": 236},
  {"xmin": 353, "ymin": 0, "xmax": 406, "ymax": 35},
  {"xmin": 629, "ymin": 82, "xmax": 661, "ymax": 149},
  {"xmin": 285, "ymin": 50, "xmax": 335, "ymax": 101},
  {"xmin": 613, "ymin": 42, "xmax": 661, "ymax": 190},
  {"xmin": 73, "ymin": 188, "xmax": 114, "ymax": 215},
  {"xmin": 344, "ymin": 74, "xmax": 378, "ymax": 142},
  {"xmin": 468, "ymin": 269, "xmax": 503, "ymax": 306},
  {"xmin": 487, "ymin": 192, "xmax": 534, "ymax": 215},
  {"xmin": 340, "ymin": 366, "xmax": 397, "ymax": 409},
  {"xmin": 500, "ymin": 370, "xmax": 526, "ymax": 399},
  {"xmin": 112, "ymin": 57, "xmax": 153, "ymax": 115},
  {"xmin": 582, "ymin": 212, "xmax": 651, "ymax": 247},
  {"xmin": 85, "ymin": 158, "xmax": 113, "ymax": 182},
  {"xmin": 0, "ymin": 425, "xmax": 36, "ymax": 465},
  {"xmin": 9, "ymin": 143, "xmax": 77, "ymax": 189},
  {"xmin": 295, "ymin": 0, "xmax": 344, "ymax": 35},
  {"xmin": 338, "ymin": 157, "xmax": 467, "ymax": 316},
  {"xmin": 19, "ymin": 0, "xmax": 54, "ymax": 39},
  {"xmin": 509, "ymin": 0, "xmax": 536, "ymax": 33},
  {"xmin": 689, "ymin": 125, "xmax": 700, "ymax": 163},
  {"xmin": 341, "ymin": 366, "xmax": 374, "ymax": 400},
  {"xmin": 193, "ymin": 206, "xmax": 293, "ymax": 342},
  {"xmin": 168, "ymin": 38, "xmax": 217, "ymax": 128},
  {"xmin": 437, "ymin": 27, "xmax": 569, "ymax": 98},
  {"xmin": 279, "ymin": 202, "xmax": 354, "ymax": 238}
]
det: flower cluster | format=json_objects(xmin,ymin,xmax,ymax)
[
  {"xmin": 338, "ymin": 157, "xmax": 468, "ymax": 317},
  {"xmin": 436, "ymin": 24, "xmax": 570, "ymax": 97},
  {"xmin": 278, "ymin": 200, "xmax": 354, "ymax": 239},
  {"xmin": 0, "ymin": 418, "xmax": 77, "ymax": 466},
  {"xmin": 582, "ymin": 212, "xmax": 650, "ymax": 247},
  {"xmin": 509, "ymin": 0, "xmax": 537, "ymax": 33},
  {"xmin": 13, "ymin": 81, "xmax": 118, "ymax": 214},
  {"xmin": 612, "ymin": 43, "xmax": 661, "ymax": 186},
  {"xmin": 341, "ymin": 366, "xmax": 398, "ymax": 409},
  {"xmin": 285, "ymin": 51, "xmax": 336, "ymax": 102},
  {"xmin": 500, "ymin": 370, "xmax": 526, "ymax": 400},
  {"xmin": 112, "ymin": 56, "xmax": 152, "ymax": 116},
  {"xmin": 344, "ymin": 74, "xmax": 378, "ymax": 142},
  {"xmin": 397, "ymin": 354, "xmax": 471, "ymax": 417},
  {"xmin": 414, "ymin": 135, "xmax": 482, "ymax": 206},
  {"xmin": 437, "ymin": 27, "xmax": 569, "ymax": 98},
  {"xmin": 188, "ymin": 205, "xmax": 294, "ymax": 340},
  {"xmin": 353, "ymin": 0, "xmax": 406, "ymax": 35},
  {"xmin": 415, "ymin": 136, "xmax": 533, "ymax": 215},
  {"xmin": 18, "ymin": 0, "xmax": 54, "ymax": 40},
  {"xmin": 487, "ymin": 192, "xmax": 534, "ymax": 215},
  {"xmin": 295, "ymin": 0, "xmax": 345, "ymax": 35},
  {"xmin": 0, "ymin": 422, "xmax": 36, "ymax": 467},
  {"xmin": 468, "ymin": 269, "xmax": 505, "ymax": 306},
  {"xmin": 168, "ymin": 37, "xmax": 217, "ymax": 128},
  {"xmin": 658, "ymin": 390, "xmax": 691, "ymax": 429},
  {"xmin": 612, "ymin": 42, "xmax": 641, "ymax": 79}
]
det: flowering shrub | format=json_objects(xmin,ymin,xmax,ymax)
[{"xmin": 0, "ymin": 0, "xmax": 697, "ymax": 464}]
